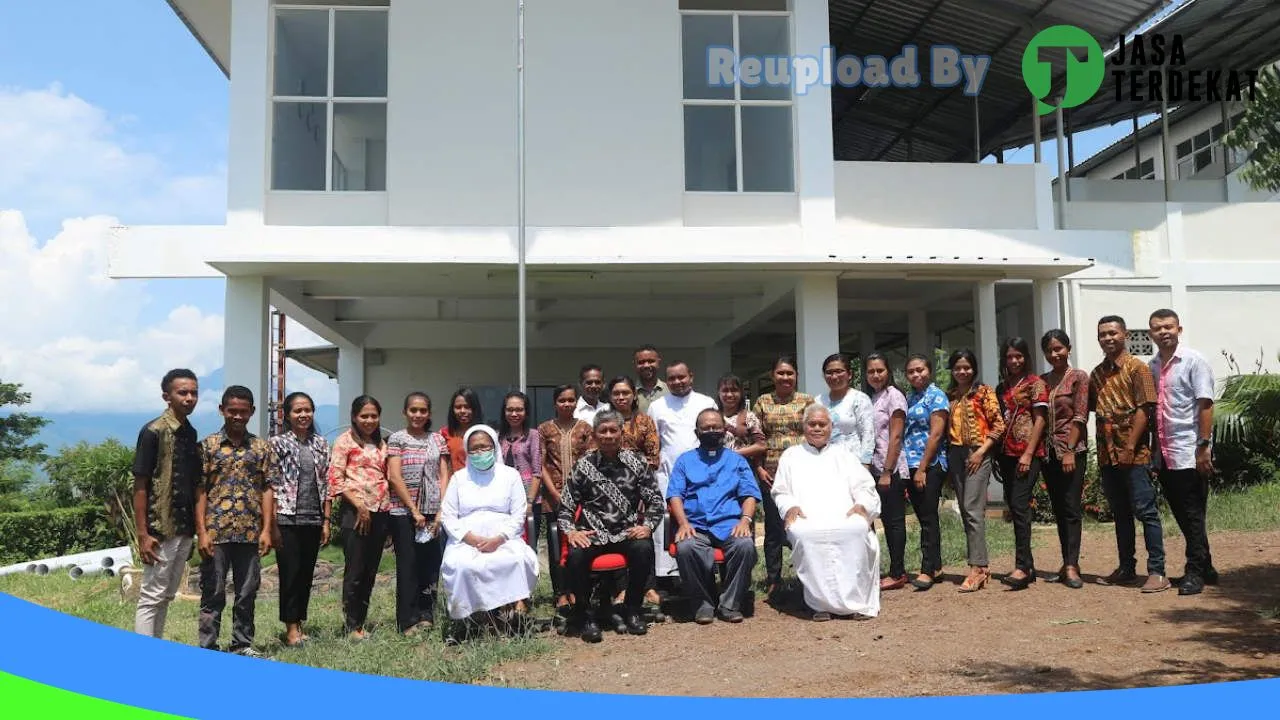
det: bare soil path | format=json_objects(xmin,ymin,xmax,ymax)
[{"xmin": 488, "ymin": 529, "xmax": 1280, "ymax": 697}]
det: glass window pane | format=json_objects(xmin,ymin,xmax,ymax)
[
  {"xmin": 741, "ymin": 105, "xmax": 793, "ymax": 192},
  {"xmin": 332, "ymin": 103, "xmax": 387, "ymax": 191},
  {"xmin": 684, "ymin": 105, "xmax": 737, "ymax": 191},
  {"xmin": 738, "ymin": 15, "xmax": 791, "ymax": 100},
  {"xmin": 272, "ymin": 102, "xmax": 328, "ymax": 190},
  {"xmin": 682, "ymin": 15, "xmax": 734, "ymax": 100},
  {"xmin": 273, "ymin": 9, "xmax": 329, "ymax": 97},
  {"xmin": 334, "ymin": 10, "xmax": 388, "ymax": 98},
  {"xmin": 1176, "ymin": 140, "xmax": 1192, "ymax": 158}
]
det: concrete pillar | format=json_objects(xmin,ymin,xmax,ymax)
[
  {"xmin": 702, "ymin": 342, "xmax": 732, "ymax": 395},
  {"xmin": 224, "ymin": 276, "xmax": 270, "ymax": 437},
  {"xmin": 908, "ymin": 310, "xmax": 929, "ymax": 357},
  {"xmin": 227, "ymin": 0, "xmax": 270, "ymax": 227},
  {"xmin": 337, "ymin": 341, "xmax": 366, "ymax": 426},
  {"xmin": 791, "ymin": 0, "xmax": 836, "ymax": 250},
  {"xmin": 973, "ymin": 281, "xmax": 999, "ymax": 386},
  {"xmin": 795, "ymin": 275, "xmax": 840, "ymax": 396},
  {"xmin": 1032, "ymin": 279, "xmax": 1063, "ymax": 351}
]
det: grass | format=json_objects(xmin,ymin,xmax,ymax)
[
  {"xmin": 0, "ymin": 548, "xmax": 554, "ymax": 686},
  {"xmin": 872, "ymin": 503, "xmax": 1021, "ymax": 577}
]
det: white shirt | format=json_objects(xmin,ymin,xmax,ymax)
[
  {"xmin": 573, "ymin": 396, "xmax": 610, "ymax": 425},
  {"xmin": 816, "ymin": 390, "xmax": 876, "ymax": 465},
  {"xmin": 771, "ymin": 441, "xmax": 881, "ymax": 523},
  {"xmin": 1149, "ymin": 345, "xmax": 1215, "ymax": 471},
  {"xmin": 647, "ymin": 390, "xmax": 718, "ymax": 478}
]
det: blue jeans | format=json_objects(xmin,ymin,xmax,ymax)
[{"xmin": 1100, "ymin": 465, "xmax": 1165, "ymax": 575}]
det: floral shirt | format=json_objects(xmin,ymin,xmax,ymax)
[
  {"xmin": 753, "ymin": 392, "xmax": 814, "ymax": 472},
  {"xmin": 387, "ymin": 430, "xmax": 447, "ymax": 515},
  {"xmin": 997, "ymin": 374, "xmax": 1050, "ymax": 459},
  {"xmin": 327, "ymin": 430, "xmax": 391, "ymax": 513},
  {"xmin": 616, "ymin": 412, "xmax": 661, "ymax": 470},
  {"xmin": 723, "ymin": 408, "xmax": 765, "ymax": 457},
  {"xmin": 536, "ymin": 418, "xmax": 594, "ymax": 510},
  {"xmin": 947, "ymin": 384, "xmax": 1006, "ymax": 449},
  {"xmin": 904, "ymin": 384, "xmax": 949, "ymax": 471},
  {"xmin": 1042, "ymin": 367, "xmax": 1090, "ymax": 457},
  {"xmin": 199, "ymin": 429, "xmax": 271, "ymax": 545},
  {"xmin": 268, "ymin": 430, "xmax": 330, "ymax": 517},
  {"xmin": 1090, "ymin": 353, "xmax": 1157, "ymax": 467}
]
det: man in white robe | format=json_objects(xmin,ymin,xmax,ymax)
[
  {"xmin": 647, "ymin": 361, "xmax": 717, "ymax": 579},
  {"xmin": 772, "ymin": 404, "xmax": 882, "ymax": 620}
]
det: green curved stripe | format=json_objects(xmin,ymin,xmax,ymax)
[{"xmin": 0, "ymin": 671, "xmax": 191, "ymax": 719}]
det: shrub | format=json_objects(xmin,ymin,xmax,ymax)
[{"xmin": 0, "ymin": 506, "xmax": 115, "ymax": 566}]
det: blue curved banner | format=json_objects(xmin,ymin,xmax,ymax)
[{"xmin": 0, "ymin": 592, "xmax": 1274, "ymax": 717}]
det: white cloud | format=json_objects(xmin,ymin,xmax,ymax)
[
  {"xmin": 0, "ymin": 85, "xmax": 337, "ymax": 414},
  {"xmin": 0, "ymin": 84, "xmax": 226, "ymax": 232}
]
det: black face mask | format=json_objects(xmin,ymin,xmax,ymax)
[{"xmin": 697, "ymin": 430, "xmax": 725, "ymax": 450}]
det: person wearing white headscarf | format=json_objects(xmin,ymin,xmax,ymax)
[
  {"xmin": 772, "ymin": 404, "xmax": 882, "ymax": 620},
  {"xmin": 439, "ymin": 425, "xmax": 539, "ymax": 622}
]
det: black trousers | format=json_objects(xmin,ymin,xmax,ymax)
[
  {"xmin": 542, "ymin": 505, "xmax": 566, "ymax": 598},
  {"xmin": 874, "ymin": 469, "xmax": 908, "ymax": 578},
  {"xmin": 276, "ymin": 522, "xmax": 322, "ymax": 624},
  {"xmin": 761, "ymin": 473, "xmax": 785, "ymax": 586},
  {"xmin": 1042, "ymin": 451, "xmax": 1084, "ymax": 567},
  {"xmin": 997, "ymin": 454, "xmax": 1041, "ymax": 573},
  {"xmin": 566, "ymin": 539, "xmax": 654, "ymax": 616},
  {"xmin": 388, "ymin": 513, "xmax": 444, "ymax": 631},
  {"xmin": 340, "ymin": 505, "xmax": 390, "ymax": 632},
  {"xmin": 198, "ymin": 543, "xmax": 260, "ymax": 652},
  {"xmin": 1159, "ymin": 468, "xmax": 1214, "ymax": 578},
  {"xmin": 906, "ymin": 465, "xmax": 946, "ymax": 575}
]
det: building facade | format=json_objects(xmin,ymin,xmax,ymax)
[{"xmin": 110, "ymin": 0, "xmax": 1280, "ymax": 435}]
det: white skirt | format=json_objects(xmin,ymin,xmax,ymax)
[{"xmin": 786, "ymin": 513, "xmax": 881, "ymax": 617}]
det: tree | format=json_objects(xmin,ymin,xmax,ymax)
[
  {"xmin": 1223, "ymin": 66, "xmax": 1280, "ymax": 194},
  {"xmin": 0, "ymin": 381, "xmax": 49, "ymax": 464},
  {"xmin": 0, "ymin": 460, "xmax": 38, "ymax": 513},
  {"xmin": 40, "ymin": 439, "xmax": 137, "ymax": 551}
]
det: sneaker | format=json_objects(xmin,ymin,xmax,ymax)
[
  {"xmin": 1098, "ymin": 567, "xmax": 1139, "ymax": 586},
  {"xmin": 1141, "ymin": 573, "xmax": 1172, "ymax": 593}
]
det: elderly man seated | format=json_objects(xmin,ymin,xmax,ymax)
[
  {"xmin": 559, "ymin": 410, "xmax": 663, "ymax": 643},
  {"xmin": 667, "ymin": 408, "xmax": 760, "ymax": 625},
  {"xmin": 772, "ymin": 404, "xmax": 882, "ymax": 621}
]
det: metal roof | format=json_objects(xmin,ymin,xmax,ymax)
[
  {"xmin": 988, "ymin": 0, "xmax": 1280, "ymax": 154},
  {"xmin": 830, "ymin": 0, "xmax": 1176, "ymax": 162}
]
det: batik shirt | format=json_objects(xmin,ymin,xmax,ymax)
[
  {"xmin": 997, "ymin": 374, "xmax": 1050, "ymax": 459},
  {"xmin": 754, "ymin": 392, "xmax": 814, "ymax": 472},
  {"xmin": 268, "ymin": 430, "xmax": 330, "ymax": 518},
  {"xmin": 132, "ymin": 408, "xmax": 200, "ymax": 540},
  {"xmin": 200, "ymin": 429, "xmax": 271, "ymax": 545},
  {"xmin": 558, "ymin": 449, "xmax": 663, "ymax": 545},
  {"xmin": 1089, "ymin": 353, "xmax": 1157, "ymax": 467}
]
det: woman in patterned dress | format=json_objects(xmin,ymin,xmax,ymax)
[
  {"xmin": 901, "ymin": 354, "xmax": 950, "ymax": 591},
  {"xmin": 995, "ymin": 337, "xmax": 1051, "ymax": 590},
  {"xmin": 753, "ymin": 355, "xmax": 815, "ymax": 597},
  {"xmin": 536, "ymin": 384, "xmax": 593, "ymax": 612}
]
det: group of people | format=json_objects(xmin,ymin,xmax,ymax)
[{"xmin": 127, "ymin": 307, "xmax": 1217, "ymax": 653}]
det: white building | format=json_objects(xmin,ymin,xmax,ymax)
[{"xmin": 110, "ymin": 0, "xmax": 1280, "ymax": 435}]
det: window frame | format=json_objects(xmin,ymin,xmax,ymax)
[
  {"xmin": 678, "ymin": 6, "xmax": 797, "ymax": 194},
  {"xmin": 268, "ymin": 4, "xmax": 389, "ymax": 193}
]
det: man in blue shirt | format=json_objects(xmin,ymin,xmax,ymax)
[{"xmin": 666, "ymin": 408, "xmax": 760, "ymax": 624}]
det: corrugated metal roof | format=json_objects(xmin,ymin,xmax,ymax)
[
  {"xmin": 988, "ymin": 0, "xmax": 1280, "ymax": 154},
  {"xmin": 831, "ymin": 0, "xmax": 1177, "ymax": 161}
]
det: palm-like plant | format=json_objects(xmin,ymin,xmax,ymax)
[{"xmin": 1213, "ymin": 351, "xmax": 1280, "ymax": 445}]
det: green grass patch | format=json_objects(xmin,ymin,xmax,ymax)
[{"xmin": 0, "ymin": 562, "xmax": 552, "ymax": 685}]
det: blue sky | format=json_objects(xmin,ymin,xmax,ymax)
[{"xmin": 0, "ymin": 0, "xmax": 1140, "ymax": 418}]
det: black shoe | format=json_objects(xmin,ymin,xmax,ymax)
[
  {"xmin": 716, "ymin": 607, "xmax": 744, "ymax": 623},
  {"xmin": 1172, "ymin": 568, "xmax": 1219, "ymax": 586},
  {"xmin": 1002, "ymin": 571, "xmax": 1036, "ymax": 590},
  {"xmin": 580, "ymin": 619, "xmax": 602, "ymax": 643},
  {"xmin": 694, "ymin": 604, "xmax": 715, "ymax": 625},
  {"xmin": 1178, "ymin": 576, "xmax": 1205, "ymax": 596},
  {"xmin": 623, "ymin": 612, "xmax": 648, "ymax": 635}
]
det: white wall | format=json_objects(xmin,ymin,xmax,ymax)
[
  {"xmin": 834, "ymin": 162, "xmax": 1043, "ymax": 229},
  {"xmin": 380, "ymin": 0, "xmax": 685, "ymax": 228},
  {"xmin": 1182, "ymin": 203, "xmax": 1280, "ymax": 261}
]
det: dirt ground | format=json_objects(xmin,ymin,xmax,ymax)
[{"xmin": 488, "ymin": 528, "xmax": 1280, "ymax": 697}]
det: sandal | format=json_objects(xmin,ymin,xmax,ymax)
[
  {"xmin": 958, "ymin": 568, "xmax": 989, "ymax": 593},
  {"xmin": 910, "ymin": 573, "xmax": 937, "ymax": 591}
]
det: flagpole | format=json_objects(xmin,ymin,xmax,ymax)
[{"xmin": 516, "ymin": 0, "xmax": 528, "ymax": 393}]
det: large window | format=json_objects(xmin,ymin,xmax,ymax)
[
  {"xmin": 680, "ymin": 0, "xmax": 794, "ymax": 193},
  {"xmin": 271, "ymin": 4, "xmax": 388, "ymax": 192},
  {"xmin": 1113, "ymin": 158, "xmax": 1155, "ymax": 180}
]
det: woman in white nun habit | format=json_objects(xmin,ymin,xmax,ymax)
[
  {"xmin": 772, "ymin": 404, "xmax": 882, "ymax": 621},
  {"xmin": 440, "ymin": 424, "xmax": 539, "ymax": 628}
]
